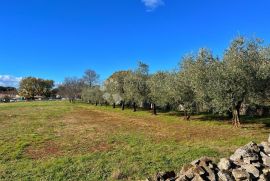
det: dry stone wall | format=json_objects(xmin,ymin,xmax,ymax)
[{"xmin": 146, "ymin": 136, "xmax": 270, "ymax": 181}]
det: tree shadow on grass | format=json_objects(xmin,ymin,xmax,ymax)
[
  {"xmin": 164, "ymin": 110, "xmax": 270, "ymax": 129},
  {"xmin": 165, "ymin": 111, "xmax": 230, "ymax": 122},
  {"xmin": 240, "ymin": 115, "xmax": 270, "ymax": 128},
  {"xmin": 104, "ymin": 104, "xmax": 270, "ymax": 129}
]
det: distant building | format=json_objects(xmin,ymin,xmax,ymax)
[{"xmin": 0, "ymin": 86, "xmax": 18, "ymax": 102}]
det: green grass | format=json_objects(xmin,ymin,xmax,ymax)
[{"xmin": 0, "ymin": 101, "xmax": 269, "ymax": 180}]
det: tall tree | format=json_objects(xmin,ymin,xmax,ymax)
[
  {"xmin": 147, "ymin": 71, "xmax": 171, "ymax": 115},
  {"xmin": 207, "ymin": 37, "xmax": 270, "ymax": 127},
  {"xmin": 104, "ymin": 70, "xmax": 131, "ymax": 110},
  {"xmin": 167, "ymin": 71, "xmax": 196, "ymax": 120},
  {"xmin": 83, "ymin": 69, "xmax": 99, "ymax": 87},
  {"xmin": 19, "ymin": 77, "xmax": 54, "ymax": 99},
  {"xmin": 123, "ymin": 61, "xmax": 150, "ymax": 111},
  {"xmin": 58, "ymin": 77, "xmax": 84, "ymax": 102},
  {"xmin": 180, "ymin": 49, "xmax": 216, "ymax": 112},
  {"xmin": 36, "ymin": 79, "xmax": 54, "ymax": 97}
]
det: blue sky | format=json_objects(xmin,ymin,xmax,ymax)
[{"xmin": 0, "ymin": 0, "xmax": 270, "ymax": 87}]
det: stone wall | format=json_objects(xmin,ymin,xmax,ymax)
[{"xmin": 146, "ymin": 136, "xmax": 270, "ymax": 181}]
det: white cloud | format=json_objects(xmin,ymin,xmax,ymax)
[
  {"xmin": 141, "ymin": 0, "xmax": 164, "ymax": 11},
  {"xmin": 0, "ymin": 75, "xmax": 22, "ymax": 88},
  {"xmin": 54, "ymin": 81, "xmax": 62, "ymax": 88}
]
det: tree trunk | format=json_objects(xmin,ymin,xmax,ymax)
[
  {"xmin": 196, "ymin": 102, "xmax": 201, "ymax": 114},
  {"xmin": 133, "ymin": 102, "xmax": 136, "ymax": 112},
  {"xmin": 166, "ymin": 103, "xmax": 171, "ymax": 111},
  {"xmin": 184, "ymin": 110, "xmax": 190, "ymax": 121},
  {"xmin": 95, "ymin": 101, "xmax": 98, "ymax": 106},
  {"xmin": 232, "ymin": 102, "xmax": 241, "ymax": 127},
  {"xmin": 113, "ymin": 103, "xmax": 116, "ymax": 108},
  {"xmin": 152, "ymin": 103, "xmax": 157, "ymax": 115},
  {"xmin": 121, "ymin": 101, "xmax": 125, "ymax": 110}
]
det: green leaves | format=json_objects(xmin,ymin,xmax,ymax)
[
  {"xmin": 147, "ymin": 71, "xmax": 170, "ymax": 106},
  {"xmin": 19, "ymin": 77, "xmax": 54, "ymax": 99},
  {"xmin": 102, "ymin": 36, "xmax": 270, "ymax": 118}
]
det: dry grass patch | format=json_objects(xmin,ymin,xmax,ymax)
[{"xmin": 25, "ymin": 141, "xmax": 62, "ymax": 159}]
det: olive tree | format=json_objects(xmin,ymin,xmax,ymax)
[
  {"xmin": 104, "ymin": 70, "xmax": 131, "ymax": 110},
  {"xmin": 208, "ymin": 37, "xmax": 270, "ymax": 127},
  {"xmin": 180, "ymin": 49, "xmax": 216, "ymax": 112},
  {"xmin": 167, "ymin": 70, "xmax": 196, "ymax": 120},
  {"xmin": 81, "ymin": 86, "xmax": 104, "ymax": 105},
  {"xmin": 147, "ymin": 71, "xmax": 171, "ymax": 115},
  {"xmin": 123, "ymin": 61, "xmax": 150, "ymax": 112}
]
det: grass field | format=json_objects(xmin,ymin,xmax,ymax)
[{"xmin": 0, "ymin": 101, "xmax": 270, "ymax": 180}]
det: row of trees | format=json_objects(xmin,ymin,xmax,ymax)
[
  {"xmin": 58, "ymin": 69, "xmax": 100, "ymax": 102},
  {"xmin": 59, "ymin": 37, "xmax": 270, "ymax": 127}
]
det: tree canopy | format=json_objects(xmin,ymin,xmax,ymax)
[{"xmin": 18, "ymin": 77, "xmax": 54, "ymax": 99}]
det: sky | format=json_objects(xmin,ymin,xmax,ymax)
[{"xmin": 0, "ymin": 0, "xmax": 270, "ymax": 87}]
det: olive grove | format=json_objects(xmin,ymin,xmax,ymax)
[{"xmin": 61, "ymin": 36, "xmax": 270, "ymax": 127}]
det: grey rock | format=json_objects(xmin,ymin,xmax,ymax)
[
  {"xmin": 246, "ymin": 141, "xmax": 260, "ymax": 153},
  {"xmin": 218, "ymin": 171, "xmax": 234, "ymax": 181},
  {"xmin": 241, "ymin": 164, "xmax": 260, "ymax": 178},
  {"xmin": 199, "ymin": 157, "xmax": 213, "ymax": 164},
  {"xmin": 251, "ymin": 162, "xmax": 262, "ymax": 168},
  {"xmin": 243, "ymin": 153, "xmax": 259, "ymax": 164},
  {"xmin": 175, "ymin": 175, "xmax": 189, "ymax": 181},
  {"xmin": 258, "ymin": 174, "xmax": 267, "ymax": 181},
  {"xmin": 232, "ymin": 160, "xmax": 245, "ymax": 167},
  {"xmin": 261, "ymin": 152, "xmax": 270, "ymax": 167},
  {"xmin": 191, "ymin": 175, "xmax": 204, "ymax": 181},
  {"xmin": 262, "ymin": 157, "xmax": 270, "ymax": 167},
  {"xmin": 179, "ymin": 164, "xmax": 193, "ymax": 175},
  {"xmin": 145, "ymin": 138, "xmax": 270, "ymax": 181},
  {"xmin": 184, "ymin": 168, "xmax": 195, "ymax": 179},
  {"xmin": 230, "ymin": 142, "xmax": 260, "ymax": 163},
  {"xmin": 199, "ymin": 160, "xmax": 217, "ymax": 180},
  {"xmin": 262, "ymin": 167, "xmax": 270, "ymax": 177},
  {"xmin": 262, "ymin": 167, "xmax": 270, "ymax": 176},
  {"xmin": 259, "ymin": 142, "xmax": 270, "ymax": 154},
  {"xmin": 232, "ymin": 168, "xmax": 250, "ymax": 180},
  {"xmin": 218, "ymin": 158, "xmax": 231, "ymax": 170},
  {"xmin": 208, "ymin": 163, "xmax": 214, "ymax": 169},
  {"xmin": 192, "ymin": 165, "xmax": 205, "ymax": 176},
  {"xmin": 155, "ymin": 171, "xmax": 176, "ymax": 181},
  {"xmin": 191, "ymin": 159, "xmax": 200, "ymax": 166},
  {"xmin": 260, "ymin": 151, "xmax": 268, "ymax": 157},
  {"xmin": 230, "ymin": 148, "xmax": 247, "ymax": 161}
]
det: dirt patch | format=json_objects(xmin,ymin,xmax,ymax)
[
  {"xmin": 89, "ymin": 142, "xmax": 114, "ymax": 152},
  {"xmin": 59, "ymin": 108, "xmax": 237, "ymax": 145},
  {"xmin": 23, "ymin": 106, "xmax": 267, "ymax": 158},
  {"xmin": 25, "ymin": 141, "xmax": 62, "ymax": 159}
]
